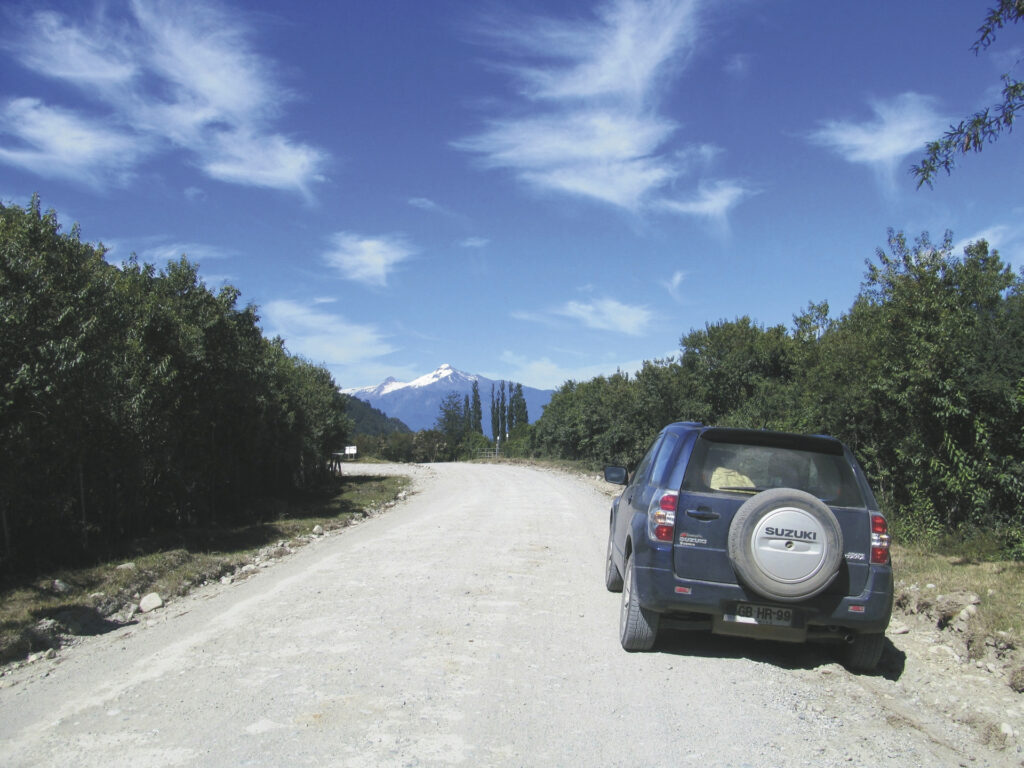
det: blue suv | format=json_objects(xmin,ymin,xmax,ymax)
[{"xmin": 603, "ymin": 423, "xmax": 893, "ymax": 671}]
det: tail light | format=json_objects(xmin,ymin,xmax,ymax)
[
  {"xmin": 647, "ymin": 490, "xmax": 678, "ymax": 542},
  {"xmin": 870, "ymin": 513, "xmax": 891, "ymax": 564}
]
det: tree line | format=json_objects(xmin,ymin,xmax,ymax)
[
  {"xmin": 530, "ymin": 231, "xmax": 1024, "ymax": 553},
  {"xmin": 352, "ymin": 379, "xmax": 531, "ymax": 462},
  {"xmin": 1, "ymin": 199, "xmax": 351, "ymax": 573}
]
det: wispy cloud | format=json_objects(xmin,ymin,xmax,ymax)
[
  {"xmin": 0, "ymin": 98, "xmax": 148, "ymax": 186},
  {"xmin": 496, "ymin": 350, "xmax": 648, "ymax": 390},
  {"xmin": 102, "ymin": 236, "xmax": 234, "ymax": 274},
  {"xmin": 460, "ymin": 237, "xmax": 490, "ymax": 248},
  {"xmin": 662, "ymin": 269, "xmax": 686, "ymax": 301},
  {"xmin": 261, "ymin": 300, "xmax": 398, "ymax": 387},
  {"xmin": 956, "ymin": 219, "xmax": 1024, "ymax": 268},
  {"xmin": 809, "ymin": 92, "xmax": 948, "ymax": 189},
  {"xmin": 1, "ymin": 1, "xmax": 326, "ymax": 195},
  {"xmin": 322, "ymin": 232, "xmax": 417, "ymax": 287},
  {"xmin": 6, "ymin": 9, "xmax": 137, "ymax": 86},
  {"xmin": 555, "ymin": 297, "xmax": 652, "ymax": 335},
  {"xmin": 655, "ymin": 180, "xmax": 752, "ymax": 223},
  {"xmin": 723, "ymin": 53, "xmax": 751, "ymax": 79},
  {"xmin": 408, "ymin": 197, "xmax": 445, "ymax": 213},
  {"xmin": 135, "ymin": 241, "xmax": 234, "ymax": 266},
  {"xmin": 455, "ymin": 0, "xmax": 751, "ymax": 219}
]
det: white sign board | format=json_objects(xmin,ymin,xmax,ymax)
[{"xmin": 344, "ymin": 446, "xmax": 358, "ymax": 456}]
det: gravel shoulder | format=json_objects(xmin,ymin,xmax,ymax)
[{"xmin": 1, "ymin": 462, "xmax": 1021, "ymax": 767}]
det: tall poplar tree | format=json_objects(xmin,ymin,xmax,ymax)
[{"xmin": 471, "ymin": 380, "xmax": 483, "ymax": 434}]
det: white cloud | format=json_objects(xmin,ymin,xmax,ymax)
[
  {"xmin": 462, "ymin": 110, "xmax": 676, "ymax": 171},
  {"xmin": 136, "ymin": 241, "xmax": 233, "ymax": 265},
  {"xmin": 1, "ymin": 2, "xmax": 326, "ymax": 194},
  {"xmin": 323, "ymin": 232, "xmax": 416, "ymax": 287},
  {"xmin": 496, "ymin": 351, "xmax": 649, "ymax": 390},
  {"xmin": 655, "ymin": 180, "xmax": 752, "ymax": 222},
  {"xmin": 0, "ymin": 98, "xmax": 147, "ymax": 185},
  {"xmin": 955, "ymin": 219, "xmax": 1024, "ymax": 268},
  {"xmin": 485, "ymin": 0, "xmax": 699, "ymax": 104},
  {"xmin": 460, "ymin": 237, "xmax": 490, "ymax": 248},
  {"xmin": 723, "ymin": 53, "xmax": 751, "ymax": 79},
  {"xmin": 457, "ymin": 110, "xmax": 678, "ymax": 210},
  {"xmin": 409, "ymin": 197, "xmax": 443, "ymax": 212},
  {"xmin": 455, "ymin": 0, "xmax": 750, "ymax": 217},
  {"xmin": 201, "ymin": 130, "xmax": 325, "ymax": 198},
  {"xmin": 556, "ymin": 297, "xmax": 652, "ymax": 336},
  {"xmin": 809, "ymin": 92, "xmax": 948, "ymax": 187},
  {"xmin": 261, "ymin": 300, "xmax": 398, "ymax": 384},
  {"xmin": 7, "ymin": 10, "xmax": 137, "ymax": 86},
  {"xmin": 663, "ymin": 269, "xmax": 686, "ymax": 301}
]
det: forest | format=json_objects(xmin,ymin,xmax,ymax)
[
  {"xmin": 527, "ymin": 230, "xmax": 1024, "ymax": 553},
  {"xmin": 1, "ymin": 198, "xmax": 351, "ymax": 573}
]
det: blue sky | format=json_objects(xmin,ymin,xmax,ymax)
[{"xmin": 2, "ymin": 0, "xmax": 1022, "ymax": 390}]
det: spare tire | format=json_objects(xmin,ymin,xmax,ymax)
[{"xmin": 727, "ymin": 488, "xmax": 843, "ymax": 602}]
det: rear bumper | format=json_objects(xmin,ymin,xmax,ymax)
[{"xmin": 633, "ymin": 558, "xmax": 893, "ymax": 634}]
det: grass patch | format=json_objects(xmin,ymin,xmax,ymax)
[
  {"xmin": 893, "ymin": 541, "xmax": 1024, "ymax": 644},
  {"xmin": 0, "ymin": 473, "xmax": 409, "ymax": 666}
]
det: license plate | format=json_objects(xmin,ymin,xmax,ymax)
[{"xmin": 724, "ymin": 603, "xmax": 794, "ymax": 627}]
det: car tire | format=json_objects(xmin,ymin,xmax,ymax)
[
  {"xmin": 605, "ymin": 527, "xmax": 623, "ymax": 592},
  {"xmin": 619, "ymin": 553, "xmax": 658, "ymax": 651},
  {"xmin": 727, "ymin": 488, "xmax": 843, "ymax": 602},
  {"xmin": 842, "ymin": 632, "xmax": 885, "ymax": 672}
]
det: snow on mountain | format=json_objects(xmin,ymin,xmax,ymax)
[{"xmin": 342, "ymin": 364, "xmax": 552, "ymax": 434}]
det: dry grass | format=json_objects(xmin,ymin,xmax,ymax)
[
  {"xmin": 0, "ymin": 473, "xmax": 409, "ymax": 665},
  {"xmin": 893, "ymin": 541, "xmax": 1024, "ymax": 644}
]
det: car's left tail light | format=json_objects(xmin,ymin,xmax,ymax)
[
  {"xmin": 647, "ymin": 490, "xmax": 677, "ymax": 543},
  {"xmin": 870, "ymin": 513, "xmax": 891, "ymax": 564}
]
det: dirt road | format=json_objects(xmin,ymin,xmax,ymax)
[{"xmin": 0, "ymin": 463, "xmax": 1016, "ymax": 766}]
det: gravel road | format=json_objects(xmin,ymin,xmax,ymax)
[{"xmin": 0, "ymin": 462, "xmax": 1017, "ymax": 767}]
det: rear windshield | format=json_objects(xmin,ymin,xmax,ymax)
[{"xmin": 681, "ymin": 437, "xmax": 865, "ymax": 508}]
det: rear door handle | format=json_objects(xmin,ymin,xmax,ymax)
[{"xmin": 686, "ymin": 509, "xmax": 720, "ymax": 521}]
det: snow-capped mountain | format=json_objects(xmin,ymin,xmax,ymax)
[{"xmin": 342, "ymin": 364, "xmax": 553, "ymax": 434}]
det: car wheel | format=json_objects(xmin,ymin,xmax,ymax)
[
  {"xmin": 605, "ymin": 528, "xmax": 623, "ymax": 592},
  {"xmin": 727, "ymin": 488, "xmax": 843, "ymax": 602},
  {"xmin": 619, "ymin": 553, "xmax": 658, "ymax": 651},
  {"xmin": 842, "ymin": 632, "xmax": 885, "ymax": 672}
]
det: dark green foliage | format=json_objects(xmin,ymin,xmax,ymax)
[
  {"xmin": 433, "ymin": 390, "xmax": 494, "ymax": 461},
  {"xmin": 344, "ymin": 395, "xmax": 411, "ymax": 437},
  {"xmin": 490, "ymin": 382, "xmax": 499, "ymax": 441},
  {"xmin": 508, "ymin": 382, "xmax": 528, "ymax": 431},
  {"xmin": 470, "ymin": 380, "xmax": 483, "ymax": 434},
  {"xmin": 435, "ymin": 390, "xmax": 470, "ymax": 460},
  {"xmin": 530, "ymin": 230, "xmax": 1024, "ymax": 554},
  {"xmin": 0, "ymin": 199, "xmax": 350, "ymax": 573}
]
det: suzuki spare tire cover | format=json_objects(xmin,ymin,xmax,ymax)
[{"xmin": 727, "ymin": 488, "xmax": 843, "ymax": 602}]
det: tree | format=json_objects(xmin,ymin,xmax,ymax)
[
  {"xmin": 0, "ymin": 199, "xmax": 354, "ymax": 572},
  {"xmin": 509, "ymin": 382, "xmax": 529, "ymax": 431},
  {"xmin": 677, "ymin": 316, "xmax": 796, "ymax": 427},
  {"xmin": 498, "ymin": 381, "xmax": 508, "ymax": 439},
  {"xmin": 470, "ymin": 380, "xmax": 483, "ymax": 433},
  {"xmin": 913, "ymin": 1, "xmax": 1024, "ymax": 187},
  {"xmin": 853, "ymin": 231, "xmax": 1024, "ymax": 537},
  {"xmin": 435, "ymin": 391, "xmax": 469, "ymax": 460},
  {"xmin": 490, "ymin": 383, "xmax": 500, "ymax": 441}
]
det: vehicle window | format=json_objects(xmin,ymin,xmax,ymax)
[
  {"xmin": 648, "ymin": 432, "xmax": 679, "ymax": 488},
  {"xmin": 681, "ymin": 438, "xmax": 865, "ymax": 507},
  {"xmin": 630, "ymin": 436, "xmax": 662, "ymax": 487}
]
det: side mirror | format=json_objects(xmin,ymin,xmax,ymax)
[{"xmin": 604, "ymin": 465, "xmax": 628, "ymax": 485}]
